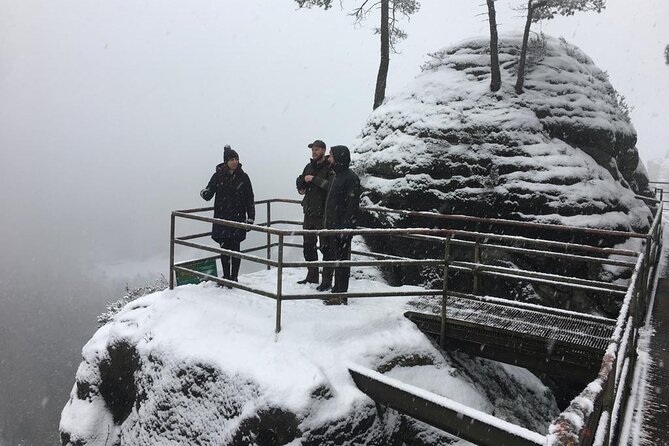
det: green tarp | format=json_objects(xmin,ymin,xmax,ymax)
[{"xmin": 175, "ymin": 258, "xmax": 218, "ymax": 286}]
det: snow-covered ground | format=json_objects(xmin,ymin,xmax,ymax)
[{"xmin": 60, "ymin": 263, "xmax": 558, "ymax": 445}]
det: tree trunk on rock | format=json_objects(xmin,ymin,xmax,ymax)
[
  {"xmin": 487, "ymin": 0, "xmax": 501, "ymax": 92},
  {"xmin": 515, "ymin": 0, "xmax": 534, "ymax": 94},
  {"xmin": 374, "ymin": 0, "xmax": 390, "ymax": 109}
]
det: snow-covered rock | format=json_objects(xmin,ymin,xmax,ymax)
[
  {"xmin": 353, "ymin": 34, "xmax": 652, "ymax": 228},
  {"xmin": 60, "ymin": 268, "xmax": 559, "ymax": 445},
  {"xmin": 352, "ymin": 35, "xmax": 652, "ymax": 308}
]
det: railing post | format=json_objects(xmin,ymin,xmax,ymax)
[
  {"xmin": 633, "ymin": 258, "xmax": 644, "ymax": 330},
  {"xmin": 641, "ymin": 241, "xmax": 652, "ymax": 321},
  {"xmin": 473, "ymin": 231, "xmax": 481, "ymax": 295},
  {"xmin": 440, "ymin": 236, "xmax": 451, "ymax": 349},
  {"xmin": 169, "ymin": 213, "xmax": 175, "ymax": 290},
  {"xmin": 275, "ymin": 234, "xmax": 284, "ymax": 333},
  {"xmin": 601, "ymin": 354, "xmax": 618, "ymax": 446},
  {"xmin": 266, "ymin": 201, "xmax": 272, "ymax": 270}
]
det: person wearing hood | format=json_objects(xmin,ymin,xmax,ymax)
[
  {"xmin": 200, "ymin": 145, "xmax": 255, "ymax": 283},
  {"xmin": 295, "ymin": 139, "xmax": 333, "ymax": 285},
  {"xmin": 321, "ymin": 145, "xmax": 361, "ymax": 298}
]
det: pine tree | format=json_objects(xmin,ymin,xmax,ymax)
[
  {"xmin": 295, "ymin": 0, "xmax": 420, "ymax": 109},
  {"xmin": 515, "ymin": 0, "xmax": 605, "ymax": 94}
]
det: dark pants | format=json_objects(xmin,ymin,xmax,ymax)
[
  {"xmin": 220, "ymin": 239, "xmax": 241, "ymax": 281},
  {"xmin": 323, "ymin": 235, "xmax": 352, "ymax": 292},
  {"xmin": 303, "ymin": 214, "xmax": 331, "ymax": 282}
]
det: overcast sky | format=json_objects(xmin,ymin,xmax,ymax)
[{"xmin": 1, "ymin": 0, "xmax": 668, "ymax": 270}]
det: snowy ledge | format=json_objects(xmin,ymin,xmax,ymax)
[{"xmin": 61, "ymin": 267, "xmax": 557, "ymax": 445}]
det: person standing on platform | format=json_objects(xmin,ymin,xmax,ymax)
[
  {"xmin": 321, "ymin": 145, "xmax": 360, "ymax": 299},
  {"xmin": 200, "ymin": 145, "xmax": 255, "ymax": 284},
  {"xmin": 296, "ymin": 139, "xmax": 333, "ymax": 286}
]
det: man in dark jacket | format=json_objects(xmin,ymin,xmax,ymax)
[
  {"xmin": 296, "ymin": 139, "xmax": 332, "ymax": 285},
  {"xmin": 200, "ymin": 145, "xmax": 255, "ymax": 283},
  {"xmin": 322, "ymin": 145, "xmax": 361, "ymax": 297}
]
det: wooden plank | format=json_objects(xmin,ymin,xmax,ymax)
[{"xmin": 349, "ymin": 365, "xmax": 546, "ymax": 446}]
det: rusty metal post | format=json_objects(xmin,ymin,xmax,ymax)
[
  {"xmin": 440, "ymin": 236, "xmax": 451, "ymax": 349},
  {"xmin": 275, "ymin": 234, "xmax": 284, "ymax": 333},
  {"xmin": 473, "ymin": 237, "xmax": 481, "ymax": 295},
  {"xmin": 266, "ymin": 201, "xmax": 272, "ymax": 270},
  {"xmin": 169, "ymin": 213, "xmax": 175, "ymax": 290}
]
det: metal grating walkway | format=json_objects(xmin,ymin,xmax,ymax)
[{"xmin": 406, "ymin": 295, "xmax": 616, "ymax": 381}]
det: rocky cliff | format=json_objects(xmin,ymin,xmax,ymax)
[
  {"xmin": 354, "ymin": 34, "xmax": 651, "ymax": 225},
  {"xmin": 60, "ymin": 268, "xmax": 559, "ymax": 445},
  {"xmin": 352, "ymin": 34, "xmax": 653, "ymax": 311}
]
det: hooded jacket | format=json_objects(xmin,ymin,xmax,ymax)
[
  {"xmin": 202, "ymin": 163, "xmax": 255, "ymax": 243},
  {"xmin": 324, "ymin": 146, "xmax": 361, "ymax": 230}
]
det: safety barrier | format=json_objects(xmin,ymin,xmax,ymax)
[{"xmin": 168, "ymin": 197, "xmax": 662, "ymax": 446}]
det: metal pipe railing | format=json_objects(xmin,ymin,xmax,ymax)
[
  {"xmin": 547, "ymin": 201, "xmax": 662, "ymax": 446},
  {"xmin": 169, "ymin": 197, "xmax": 662, "ymax": 446},
  {"xmin": 362, "ymin": 205, "xmax": 650, "ymax": 239}
]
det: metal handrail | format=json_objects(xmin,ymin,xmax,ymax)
[
  {"xmin": 363, "ymin": 205, "xmax": 650, "ymax": 239},
  {"xmin": 169, "ymin": 197, "xmax": 663, "ymax": 446},
  {"xmin": 176, "ymin": 200, "xmax": 651, "ymax": 239},
  {"xmin": 547, "ymin": 201, "xmax": 663, "ymax": 446}
]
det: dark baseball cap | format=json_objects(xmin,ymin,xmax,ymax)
[{"xmin": 307, "ymin": 139, "xmax": 326, "ymax": 149}]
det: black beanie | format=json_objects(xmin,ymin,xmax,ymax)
[{"xmin": 224, "ymin": 145, "xmax": 239, "ymax": 163}]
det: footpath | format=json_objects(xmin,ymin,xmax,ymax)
[{"xmin": 632, "ymin": 249, "xmax": 669, "ymax": 445}]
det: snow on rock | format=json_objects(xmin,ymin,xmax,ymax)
[
  {"xmin": 352, "ymin": 34, "xmax": 652, "ymax": 229},
  {"xmin": 352, "ymin": 34, "xmax": 653, "ymax": 311},
  {"xmin": 60, "ymin": 267, "xmax": 558, "ymax": 445}
]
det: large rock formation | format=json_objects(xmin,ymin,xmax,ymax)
[
  {"xmin": 355, "ymin": 34, "xmax": 651, "ymax": 225},
  {"xmin": 60, "ymin": 268, "xmax": 559, "ymax": 445},
  {"xmin": 353, "ymin": 35, "xmax": 653, "ymax": 312}
]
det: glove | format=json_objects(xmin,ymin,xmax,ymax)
[
  {"xmin": 296, "ymin": 176, "xmax": 306, "ymax": 191},
  {"xmin": 200, "ymin": 189, "xmax": 213, "ymax": 200},
  {"xmin": 246, "ymin": 218, "xmax": 254, "ymax": 232}
]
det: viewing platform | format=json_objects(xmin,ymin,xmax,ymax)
[{"xmin": 169, "ymin": 197, "xmax": 664, "ymax": 446}]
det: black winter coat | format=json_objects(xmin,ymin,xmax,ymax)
[
  {"xmin": 296, "ymin": 157, "xmax": 331, "ymax": 217},
  {"xmin": 201, "ymin": 163, "xmax": 255, "ymax": 243},
  {"xmin": 324, "ymin": 146, "xmax": 361, "ymax": 230}
]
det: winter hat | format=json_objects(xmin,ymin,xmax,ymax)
[{"xmin": 224, "ymin": 145, "xmax": 239, "ymax": 163}]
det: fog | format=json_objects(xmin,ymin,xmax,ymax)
[{"xmin": 1, "ymin": 0, "xmax": 667, "ymax": 444}]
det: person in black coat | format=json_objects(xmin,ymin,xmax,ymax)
[
  {"xmin": 296, "ymin": 139, "xmax": 333, "ymax": 285},
  {"xmin": 320, "ymin": 145, "xmax": 361, "ymax": 297},
  {"xmin": 200, "ymin": 145, "xmax": 255, "ymax": 282}
]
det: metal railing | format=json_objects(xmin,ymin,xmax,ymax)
[
  {"xmin": 169, "ymin": 198, "xmax": 662, "ymax": 446},
  {"xmin": 649, "ymin": 181, "xmax": 669, "ymax": 206},
  {"xmin": 547, "ymin": 201, "xmax": 663, "ymax": 446}
]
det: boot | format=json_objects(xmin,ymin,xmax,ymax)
[
  {"xmin": 231, "ymin": 257, "xmax": 241, "ymax": 282},
  {"xmin": 323, "ymin": 296, "xmax": 348, "ymax": 305},
  {"xmin": 333, "ymin": 268, "xmax": 350, "ymax": 294},
  {"xmin": 218, "ymin": 256, "xmax": 231, "ymax": 288},
  {"xmin": 316, "ymin": 268, "xmax": 333, "ymax": 292},
  {"xmin": 297, "ymin": 267, "xmax": 320, "ymax": 284},
  {"xmin": 316, "ymin": 282, "xmax": 331, "ymax": 292},
  {"xmin": 221, "ymin": 256, "xmax": 231, "ymax": 276}
]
